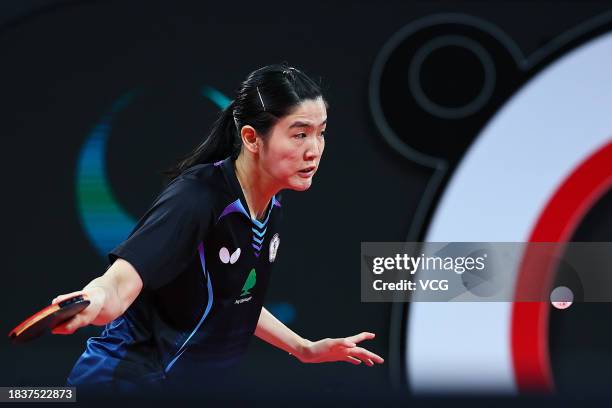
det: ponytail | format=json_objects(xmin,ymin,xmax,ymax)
[{"xmin": 163, "ymin": 101, "xmax": 240, "ymax": 182}]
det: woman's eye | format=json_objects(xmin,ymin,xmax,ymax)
[{"xmin": 294, "ymin": 133, "xmax": 307, "ymax": 139}]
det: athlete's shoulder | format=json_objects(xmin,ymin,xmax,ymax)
[
  {"xmin": 169, "ymin": 162, "xmax": 227, "ymax": 196},
  {"xmin": 179, "ymin": 162, "xmax": 217, "ymax": 182}
]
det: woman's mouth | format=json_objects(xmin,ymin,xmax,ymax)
[{"xmin": 298, "ymin": 166, "xmax": 316, "ymax": 178}]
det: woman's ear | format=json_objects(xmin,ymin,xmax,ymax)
[{"xmin": 240, "ymin": 125, "xmax": 260, "ymax": 154}]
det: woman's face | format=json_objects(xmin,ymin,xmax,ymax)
[{"xmin": 259, "ymin": 97, "xmax": 327, "ymax": 192}]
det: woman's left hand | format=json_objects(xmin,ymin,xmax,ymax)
[{"xmin": 297, "ymin": 332, "xmax": 384, "ymax": 366}]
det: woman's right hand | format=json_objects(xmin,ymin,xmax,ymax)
[
  {"xmin": 50, "ymin": 286, "xmax": 107, "ymax": 335},
  {"xmin": 49, "ymin": 258, "xmax": 143, "ymax": 335}
]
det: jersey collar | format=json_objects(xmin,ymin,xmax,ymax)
[{"xmin": 218, "ymin": 156, "xmax": 280, "ymax": 223}]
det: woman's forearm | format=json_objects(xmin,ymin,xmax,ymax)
[
  {"xmin": 51, "ymin": 259, "xmax": 143, "ymax": 334},
  {"xmin": 82, "ymin": 258, "xmax": 144, "ymax": 324},
  {"xmin": 255, "ymin": 307, "xmax": 311, "ymax": 361}
]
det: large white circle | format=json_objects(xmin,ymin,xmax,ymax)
[{"xmin": 408, "ymin": 32, "xmax": 612, "ymax": 394}]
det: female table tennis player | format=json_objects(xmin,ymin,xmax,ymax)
[{"xmin": 51, "ymin": 64, "xmax": 383, "ymax": 392}]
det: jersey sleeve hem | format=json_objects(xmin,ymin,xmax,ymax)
[{"xmin": 108, "ymin": 246, "xmax": 151, "ymax": 289}]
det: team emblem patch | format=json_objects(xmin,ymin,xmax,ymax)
[{"xmin": 269, "ymin": 233, "xmax": 280, "ymax": 262}]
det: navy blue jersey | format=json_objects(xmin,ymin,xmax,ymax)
[{"xmin": 67, "ymin": 156, "xmax": 282, "ymax": 389}]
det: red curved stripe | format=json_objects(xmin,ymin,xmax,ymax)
[{"xmin": 511, "ymin": 140, "xmax": 612, "ymax": 393}]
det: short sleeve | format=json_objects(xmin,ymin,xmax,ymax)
[{"xmin": 108, "ymin": 177, "xmax": 211, "ymax": 290}]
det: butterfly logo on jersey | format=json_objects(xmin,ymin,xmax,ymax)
[
  {"xmin": 219, "ymin": 247, "xmax": 241, "ymax": 264},
  {"xmin": 269, "ymin": 233, "xmax": 280, "ymax": 263}
]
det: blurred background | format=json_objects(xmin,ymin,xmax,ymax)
[{"xmin": 1, "ymin": 0, "xmax": 612, "ymax": 406}]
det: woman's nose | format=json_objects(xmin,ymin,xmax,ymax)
[{"xmin": 305, "ymin": 137, "xmax": 323, "ymax": 159}]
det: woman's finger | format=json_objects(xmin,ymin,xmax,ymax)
[
  {"xmin": 343, "ymin": 356, "xmax": 361, "ymax": 365},
  {"xmin": 51, "ymin": 319, "xmax": 75, "ymax": 335},
  {"xmin": 51, "ymin": 291, "xmax": 84, "ymax": 305},
  {"xmin": 51, "ymin": 313, "xmax": 86, "ymax": 335},
  {"xmin": 65, "ymin": 314, "xmax": 87, "ymax": 333},
  {"xmin": 345, "ymin": 332, "xmax": 375, "ymax": 344},
  {"xmin": 347, "ymin": 347, "xmax": 385, "ymax": 364},
  {"xmin": 339, "ymin": 338, "xmax": 357, "ymax": 348}
]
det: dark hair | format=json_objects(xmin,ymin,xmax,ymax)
[{"xmin": 164, "ymin": 63, "xmax": 327, "ymax": 181}]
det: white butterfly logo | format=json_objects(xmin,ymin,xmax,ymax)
[{"xmin": 219, "ymin": 247, "xmax": 241, "ymax": 264}]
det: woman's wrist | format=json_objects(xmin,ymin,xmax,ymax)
[{"xmin": 293, "ymin": 337, "xmax": 314, "ymax": 362}]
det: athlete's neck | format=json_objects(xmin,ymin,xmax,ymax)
[{"xmin": 234, "ymin": 153, "xmax": 278, "ymax": 221}]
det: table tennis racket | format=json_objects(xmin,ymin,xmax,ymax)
[{"xmin": 8, "ymin": 295, "xmax": 90, "ymax": 344}]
